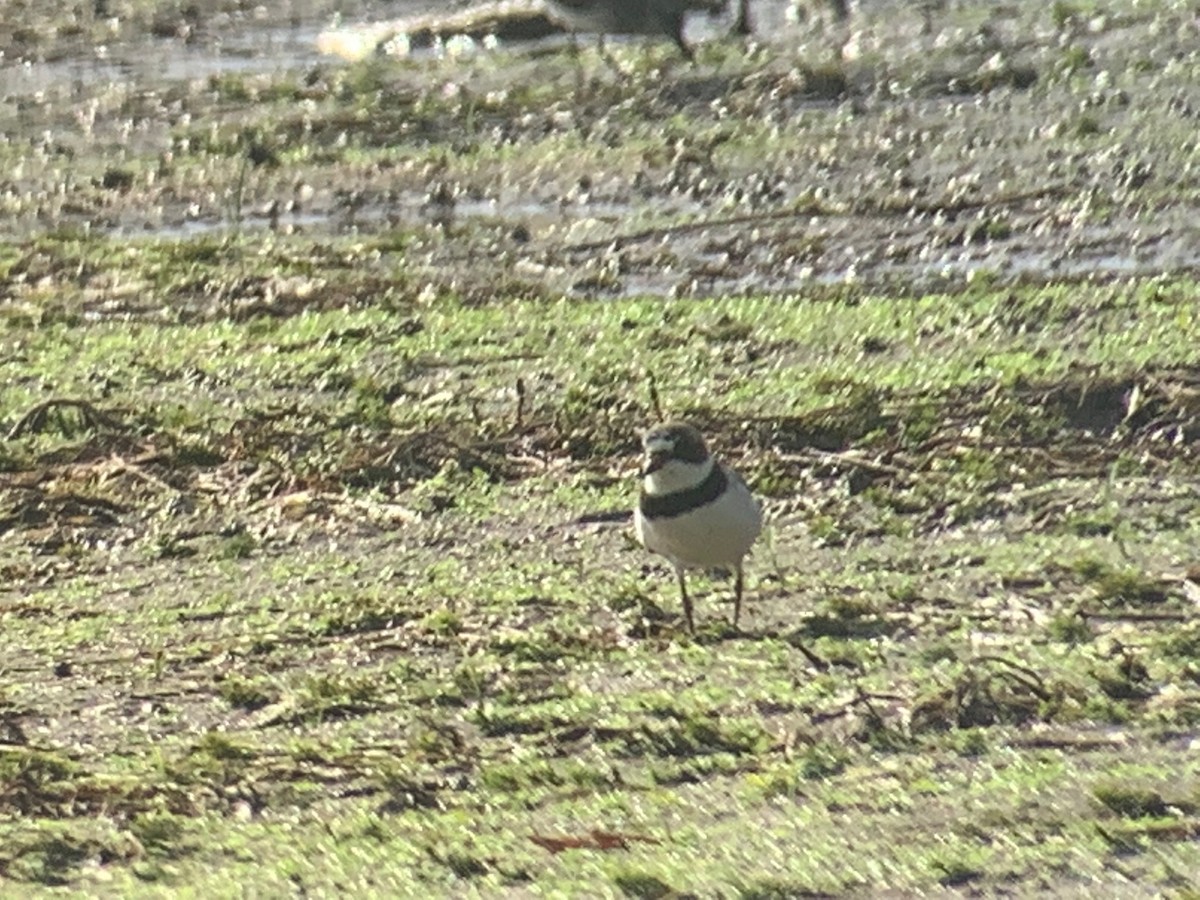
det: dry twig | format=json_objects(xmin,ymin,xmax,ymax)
[{"xmin": 7, "ymin": 398, "xmax": 124, "ymax": 439}]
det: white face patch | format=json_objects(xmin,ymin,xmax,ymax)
[
  {"xmin": 644, "ymin": 436, "xmax": 675, "ymax": 455},
  {"xmin": 643, "ymin": 457, "xmax": 713, "ymax": 496}
]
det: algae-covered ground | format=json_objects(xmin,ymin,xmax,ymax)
[{"xmin": 2, "ymin": 0, "xmax": 1200, "ymax": 895}]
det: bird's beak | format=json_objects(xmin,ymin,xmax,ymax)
[{"xmin": 643, "ymin": 450, "xmax": 668, "ymax": 476}]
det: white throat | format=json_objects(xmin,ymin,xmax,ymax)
[{"xmin": 643, "ymin": 457, "xmax": 714, "ymax": 496}]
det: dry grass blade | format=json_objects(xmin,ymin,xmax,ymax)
[{"xmin": 529, "ymin": 830, "xmax": 661, "ymax": 853}]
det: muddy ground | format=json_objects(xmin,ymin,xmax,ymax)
[{"xmin": 2, "ymin": 0, "xmax": 1200, "ymax": 895}]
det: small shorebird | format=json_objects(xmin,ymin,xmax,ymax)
[
  {"xmin": 543, "ymin": 0, "xmax": 732, "ymax": 60},
  {"xmin": 634, "ymin": 421, "xmax": 762, "ymax": 632}
]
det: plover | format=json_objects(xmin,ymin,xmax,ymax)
[
  {"xmin": 634, "ymin": 421, "xmax": 763, "ymax": 632},
  {"xmin": 544, "ymin": 0, "xmax": 730, "ymax": 60}
]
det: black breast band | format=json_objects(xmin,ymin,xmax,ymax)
[{"xmin": 639, "ymin": 464, "xmax": 728, "ymax": 519}]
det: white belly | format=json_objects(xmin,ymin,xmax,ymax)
[{"xmin": 635, "ymin": 476, "xmax": 762, "ymax": 570}]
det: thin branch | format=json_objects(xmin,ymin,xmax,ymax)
[
  {"xmin": 1080, "ymin": 609, "xmax": 1189, "ymax": 623},
  {"xmin": 776, "ymin": 449, "xmax": 910, "ymax": 479},
  {"xmin": 7, "ymin": 398, "xmax": 124, "ymax": 439}
]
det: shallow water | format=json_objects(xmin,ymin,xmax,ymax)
[
  {"xmin": 2, "ymin": 0, "xmax": 1199, "ymax": 296},
  {"xmin": 0, "ymin": 26, "xmax": 324, "ymax": 102}
]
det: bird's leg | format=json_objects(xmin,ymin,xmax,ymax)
[
  {"xmin": 569, "ymin": 32, "xmax": 587, "ymax": 94},
  {"xmin": 597, "ymin": 34, "xmax": 626, "ymax": 76},
  {"xmin": 733, "ymin": 0, "xmax": 753, "ymax": 37},
  {"xmin": 670, "ymin": 20, "xmax": 695, "ymax": 61},
  {"xmin": 676, "ymin": 567, "xmax": 695, "ymax": 634},
  {"xmin": 733, "ymin": 562, "xmax": 744, "ymax": 630}
]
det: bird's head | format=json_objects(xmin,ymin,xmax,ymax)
[{"xmin": 641, "ymin": 421, "xmax": 712, "ymax": 491}]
